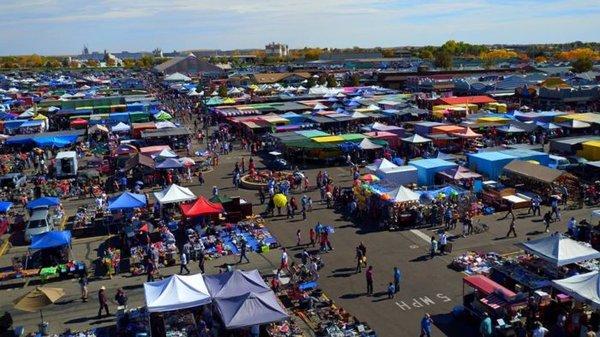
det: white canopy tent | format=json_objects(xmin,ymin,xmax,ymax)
[
  {"xmin": 552, "ymin": 271, "xmax": 600, "ymax": 308},
  {"xmin": 366, "ymin": 158, "xmax": 397, "ymax": 172},
  {"xmin": 164, "ymin": 72, "xmax": 192, "ymax": 82},
  {"xmin": 386, "ymin": 185, "xmax": 420, "ymax": 203},
  {"xmin": 111, "ymin": 122, "xmax": 131, "ymax": 133},
  {"xmin": 521, "ymin": 233, "xmax": 600, "ymax": 266},
  {"xmin": 358, "ymin": 138, "xmax": 382, "ymax": 150},
  {"xmin": 144, "ymin": 273, "xmax": 212, "ymax": 312},
  {"xmin": 153, "ymin": 184, "xmax": 197, "ymax": 204},
  {"xmin": 154, "ymin": 148, "xmax": 178, "ymax": 158},
  {"xmin": 402, "ymin": 134, "xmax": 432, "ymax": 144}
]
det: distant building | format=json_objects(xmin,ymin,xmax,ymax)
[
  {"xmin": 265, "ymin": 42, "xmax": 289, "ymax": 57},
  {"xmin": 153, "ymin": 53, "xmax": 223, "ymax": 75}
]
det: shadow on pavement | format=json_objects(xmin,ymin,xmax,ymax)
[
  {"xmin": 431, "ymin": 312, "xmax": 478, "ymax": 337},
  {"xmin": 340, "ymin": 293, "xmax": 363, "ymax": 299}
]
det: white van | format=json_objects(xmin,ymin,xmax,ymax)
[
  {"xmin": 548, "ymin": 155, "xmax": 570, "ymax": 170},
  {"xmin": 24, "ymin": 208, "xmax": 55, "ymax": 243},
  {"xmin": 55, "ymin": 151, "xmax": 78, "ymax": 177}
]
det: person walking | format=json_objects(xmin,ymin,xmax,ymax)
[
  {"xmin": 198, "ymin": 250, "xmax": 206, "ymax": 274},
  {"xmin": 439, "ymin": 231, "xmax": 448, "ymax": 255},
  {"xmin": 393, "ymin": 267, "xmax": 401, "ymax": 293},
  {"xmin": 97, "ymin": 286, "xmax": 110, "ymax": 318},
  {"xmin": 79, "ymin": 274, "xmax": 88, "ymax": 302},
  {"xmin": 279, "ymin": 248, "xmax": 289, "ymax": 274},
  {"xmin": 296, "ymin": 229, "xmax": 302, "ymax": 246},
  {"xmin": 356, "ymin": 246, "xmax": 364, "ymax": 273},
  {"xmin": 179, "ymin": 250, "xmax": 190, "ymax": 275},
  {"xmin": 506, "ymin": 219, "xmax": 517, "ymax": 238},
  {"xmin": 238, "ymin": 238, "xmax": 250, "ymax": 264},
  {"xmin": 543, "ymin": 211, "xmax": 552, "ymax": 232},
  {"xmin": 420, "ymin": 313, "xmax": 433, "ymax": 337},
  {"xmin": 387, "ymin": 282, "xmax": 395, "ymax": 299},
  {"xmin": 146, "ymin": 257, "xmax": 155, "ymax": 282},
  {"xmin": 309, "ymin": 228, "xmax": 315, "ymax": 247},
  {"xmin": 115, "ymin": 288, "xmax": 128, "ymax": 307},
  {"xmin": 430, "ymin": 236, "xmax": 438, "ymax": 259},
  {"xmin": 365, "ymin": 266, "xmax": 374, "ymax": 296}
]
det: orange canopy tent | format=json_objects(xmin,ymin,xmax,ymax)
[
  {"xmin": 452, "ymin": 127, "xmax": 482, "ymax": 138},
  {"xmin": 180, "ymin": 196, "xmax": 225, "ymax": 217}
]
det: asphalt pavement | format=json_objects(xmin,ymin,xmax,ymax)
[{"xmin": 1, "ymin": 146, "xmax": 596, "ymax": 337}]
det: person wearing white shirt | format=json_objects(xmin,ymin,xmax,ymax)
[
  {"xmin": 439, "ymin": 232, "xmax": 448, "ymax": 255},
  {"xmin": 532, "ymin": 322, "xmax": 549, "ymax": 337}
]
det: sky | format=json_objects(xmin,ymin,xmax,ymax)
[{"xmin": 1, "ymin": 0, "xmax": 599, "ymax": 56}]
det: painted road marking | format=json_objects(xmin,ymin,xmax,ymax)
[
  {"xmin": 0, "ymin": 239, "xmax": 11, "ymax": 258},
  {"xmin": 410, "ymin": 229, "xmax": 431, "ymax": 243},
  {"xmin": 409, "ymin": 245, "xmax": 419, "ymax": 249},
  {"xmin": 394, "ymin": 293, "xmax": 452, "ymax": 311}
]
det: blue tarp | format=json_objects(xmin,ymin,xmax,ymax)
[
  {"xmin": 0, "ymin": 201, "xmax": 12, "ymax": 213},
  {"xmin": 339, "ymin": 141, "xmax": 359, "ymax": 153},
  {"xmin": 26, "ymin": 197, "xmax": 61, "ymax": 210},
  {"xmin": 467, "ymin": 151, "xmax": 516, "ymax": 180},
  {"xmin": 34, "ymin": 136, "xmax": 77, "ymax": 148},
  {"xmin": 107, "ymin": 192, "xmax": 147, "ymax": 210},
  {"xmin": 409, "ymin": 159, "xmax": 458, "ymax": 185},
  {"xmin": 30, "ymin": 230, "xmax": 71, "ymax": 250},
  {"xmin": 20, "ymin": 120, "xmax": 44, "ymax": 128}
]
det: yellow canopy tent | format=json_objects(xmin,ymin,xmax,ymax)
[
  {"xmin": 313, "ymin": 135, "xmax": 344, "ymax": 143},
  {"xmin": 577, "ymin": 141, "xmax": 600, "ymax": 161}
]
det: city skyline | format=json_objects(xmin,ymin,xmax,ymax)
[{"xmin": 1, "ymin": 0, "xmax": 599, "ymax": 55}]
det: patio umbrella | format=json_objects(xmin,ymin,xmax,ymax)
[
  {"xmin": 14, "ymin": 286, "xmax": 65, "ymax": 325},
  {"xmin": 360, "ymin": 174, "xmax": 380, "ymax": 182},
  {"xmin": 179, "ymin": 157, "xmax": 196, "ymax": 166}
]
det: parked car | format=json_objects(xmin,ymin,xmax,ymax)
[
  {"xmin": 24, "ymin": 208, "xmax": 55, "ymax": 243},
  {"xmin": 0, "ymin": 173, "xmax": 26, "ymax": 189}
]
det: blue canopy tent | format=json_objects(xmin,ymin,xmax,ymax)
[
  {"xmin": 467, "ymin": 151, "xmax": 517, "ymax": 180},
  {"xmin": 409, "ymin": 159, "xmax": 458, "ymax": 186},
  {"xmin": 30, "ymin": 230, "xmax": 72, "ymax": 250},
  {"xmin": 0, "ymin": 201, "xmax": 13, "ymax": 213},
  {"xmin": 26, "ymin": 197, "xmax": 61, "ymax": 210},
  {"xmin": 107, "ymin": 192, "xmax": 147, "ymax": 211}
]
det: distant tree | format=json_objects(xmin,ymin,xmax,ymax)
[
  {"xmin": 326, "ymin": 75, "xmax": 337, "ymax": 88},
  {"xmin": 304, "ymin": 48, "xmax": 322, "ymax": 61},
  {"xmin": 45, "ymin": 59, "xmax": 62, "ymax": 68},
  {"xmin": 347, "ymin": 73, "xmax": 361, "ymax": 86},
  {"xmin": 381, "ymin": 49, "xmax": 395, "ymax": 58},
  {"xmin": 218, "ymin": 85, "xmax": 228, "ymax": 97},
  {"xmin": 123, "ymin": 59, "xmax": 136, "ymax": 68},
  {"xmin": 106, "ymin": 58, "xmax": 117, "ymax": 67},
  {"xmin": 434, "ymin": 51, "xmax": 453, "ymax": 69},
  {"xmin": 317, "ymin": 75, "xmax": 327, "ymax": 86},
  {"xmin": 479, "ymin": 49, "xmax": 518, "ymax": 68},
  {"xmin": 571, "ymin": 57, "xmax": 593, "ymax": 73},
  {"xmin": 306, "ymin": 77, "xmax": 317, "ymax": 88},
  {"xmin": 534, "ymin": 56, "xmax": 548, "ymax": 63},
  {"xmin": 418, "ymin": 50, "xmax": 434, "ymax": 60},
  {"xmin": 557, "ymin": 48, "xmax": 599, "ymax": 61},
  {"xmin": 85, "ymin": 59, "xmax": 100, "ymax": 67}
]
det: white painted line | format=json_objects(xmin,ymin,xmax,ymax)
[{"xmin": 410, "ymin": 229, "xmax": 431, "ymax": 243}]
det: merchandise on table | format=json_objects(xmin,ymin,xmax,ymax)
[
  {"xmin": 117, "ymin": 307, "xmax": 149, "ymax": 337},
  {"xmin": 202, "ymin": 218, "xmax": 278, "ymax": 258},
  {"xmin": 452, "ymin": 251, "xmax": 501, "ymax": 274}
]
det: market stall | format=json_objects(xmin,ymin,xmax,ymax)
[
  {"xmin": 502, "ymin": 160, "xmax": 579, "ymax": 202},
  {"xmin": 409, "ymin": 158, "xmax": 457, "ymax": 186},
  {"xmin": 521, "ymin": 233, "xmax": 600, "ymax": 267}
]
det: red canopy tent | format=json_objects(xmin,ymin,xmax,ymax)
[
  {"xmin": 70, "ymin": 118, "xmax": 88, "ymax": 129},
  {"xmin": 180, "ymin": 196, "xmax": 224, "ymax": 217}
]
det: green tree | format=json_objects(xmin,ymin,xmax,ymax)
[
  {"xmin": 218, "ymin": 85, "xmax": 228, "ymax": 97},
  {"xmin": 326, "ymin": 75, "xmax": 337, "ymax": 88},
  {"xmin": 418, "ymin": 50, "xmax": 434, "ymax": 60},
  {"xmin": 317, "ymin": 75, "xmax": 327, "ymax": 86},
  {"xmin": 434, "ymin": 51, "xmax": 453, "ymax": 69},
  {"xmin": 306, "ymin": 77, "xmax": 317, "ymax": 88},
  {"xmin": 347, "ymin": 73, "xmax": 360, "ymax": 86},
  {"xmin": 571, "ymin": 57, "xmax": 593, "ymax": 73}
]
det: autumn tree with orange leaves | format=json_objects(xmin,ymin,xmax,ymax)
[{"xmin": 479, "ymin": 49, "xmax": 518, "ymax": 68}]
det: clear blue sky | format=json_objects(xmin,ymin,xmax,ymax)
[{"xmin": 1, "ymin": 0, "xmax": 599, "ymax": 55}]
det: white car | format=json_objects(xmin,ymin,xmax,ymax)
[{"xmin": 24, "ymin": 208, "xmax": 55, "ymax": 243}]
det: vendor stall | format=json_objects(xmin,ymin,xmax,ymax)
[
  {"xmin": 521, "ymin": 233, "xmax": 600, "ymax": 267},
  {"xmin": 409, "ymin": 158, "xmax": 457, "ymax": 186}
]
